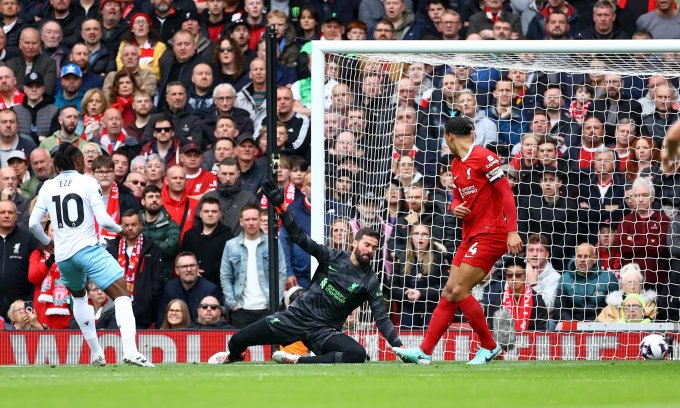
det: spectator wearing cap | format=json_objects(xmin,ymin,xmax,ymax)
[
  {"xmin": 234, "ymin": 133, "xmax": 267, "ymax": 195},
  {"xmin": 243, "ymin": 0, "xmax": 266, "ymax": 50},
  {"xmin": 148, "ymin": 0, "xmax": 186, "ymax": 43},
  {"xmin": 178, "ymin": 9, "xmax": 215, "ymax": 60},
  {"xmin": 0, "ymin": 166, "xmax": 29, "ymax": 229},
  {"xmin": 187, "ymin": 63, "xmax": 215, "ymax": 120},
  {"xmin": 1, "ymin": 0, "xmax": 27, "ymax": 57},
  {"xmin": 61, "ymin": 43, "xmax": 104, "ymax": 94},
  {"xmin": 39, "ymin": 0, "xmax": 86, "ymax": 48},
  {"xmin": 104, "ymin": 44, "xmax": 157, "ymax": 99},
  {"xmin": 0, "ymin": 66, "xmax": 24, "ymax": 110},
  {"xmin": 7, "ymin": 150, "xmax": 29, "ymax": 184},
  {"xmin": 54, "ymin": 63, "xmax": 84, "ymax": 108},
  {"xmin": 158, "ymin": 30, "xmax": 211, "ymax": 109},
  {"xmin": 19, "ymin": 147, "xmax": 52, "ymax": 199},
  {"xmin": 162, "ymin": 165, "xmax": 199, "ymax": 242},
  {"xmin": 144, "ymin": 82, "xmax": 206, "ymax": 148},
  {"xmin": 100, "ymin": 0, "xmax": 130, "ymax": 56},
  {"xmin": 117, "ymin": 12, "xmax": 167, "ymax": 82},
  {"xmin": 80, "ymin": 19, "xmax": 116, "ymax": 76},
  {"xmin": 180, "ymin": 142, "xmax": 218, "ymax": 200},
  {"xmin": 381, "ymin": 0, "xmax": 422, "ymax": 40},
  {"xmin": 320, "ymin": 14, "xmax": 345, "ymax": 40},
  {"xmin": 0, "ymin": 108, "xmax": 36, "ymax": 167},
  {"xmin": 140, "ymin": 116, "xmax": 182, "ymax": 170},
  {"xmin": 199, "ymin": 157, "xmax": 258, "ymax": 236},
  {"xmin": 228, "ymin": 19, "xmax": 256, "ymax": 64},
  {"xmin": 518, "ymin": 168, "xmax": 577, "ymax": 266},
  {"xmin": 7, "ymin": 28, "xmax": 57, "ymax": 96}
]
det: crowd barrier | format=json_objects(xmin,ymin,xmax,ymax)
[{"xmin": 2, "ymin": 326, "xmax": 679, "ymax": 365}]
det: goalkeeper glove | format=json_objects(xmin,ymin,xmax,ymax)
[{"xmin": 261, "ymin": 179, "xmax": 285, "ymax": 209}]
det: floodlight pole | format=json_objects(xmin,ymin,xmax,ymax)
[{"xmin": 265, "ymin": 25, "xmax": 280, "ymax": 313}]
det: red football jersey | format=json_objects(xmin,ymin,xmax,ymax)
[
  {"xmin": 450, "ymin": 144, "xmax": 510, "ymax": 239},
  {"xmin": 185, "ymin": 169, "xmax": 218, "ymax": 196}
]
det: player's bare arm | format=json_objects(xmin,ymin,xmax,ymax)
[{"xmin": 664, "ymin": 120, "xmax": 680, "ymax": 167}]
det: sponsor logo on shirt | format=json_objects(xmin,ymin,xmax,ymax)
[
  {"xmin": 320, "ymin": 277, "xmax": 346, "ymax": 304},
  {"xmin": 460, "ymin": 185, "xmax": 478, "ymax": 197}
]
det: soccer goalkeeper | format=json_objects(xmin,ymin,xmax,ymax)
[{"xmin": 208, "ymin": 180, "xmax": 404, "ymax": 364}]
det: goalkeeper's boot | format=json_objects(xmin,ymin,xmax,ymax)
[
  {"xmin": 272, "ymin": 351, "xmax": 300, "ymax": 364},
  {"xmin": 207, "ymin": 351, "xmax": 246, "ymax": 365},
  {"xmin": 467, "ymin": 344, "xmax": 502, "ymax": 365},
  {"xmin": 393, "ymin": 347, "xmax": 432, "ymax": 365}
]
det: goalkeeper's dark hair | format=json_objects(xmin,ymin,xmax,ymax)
[
  {"xmin": 53, "ymin": 142, "xmax": 82, "ymax": 172},
  {"xmin": 355, "ymin": 227, "xmax": 379, "ymax": 242}
]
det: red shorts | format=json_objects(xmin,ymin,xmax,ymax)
[{"xmin": 452, "ymin": 233, "xmax": 507, "ymax": 272}]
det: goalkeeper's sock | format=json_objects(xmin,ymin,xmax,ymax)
[
  {"xmin": 420, "ymin": 297, "xmax": 457, "ymax": 355},
  {"xmin": 458, "ymin": 294, "xmax": 496, "ymax": 350}
]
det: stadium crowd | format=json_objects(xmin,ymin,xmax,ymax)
[{"xmin": 0, "ymin": 0, "xmax": 679, "ymax": 336}]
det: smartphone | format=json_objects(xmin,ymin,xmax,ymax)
[{"xmin": 24, "ymin": 301, "xmax": 34, "ymax": 314}]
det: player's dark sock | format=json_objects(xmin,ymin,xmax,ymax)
[
  {"xmin": 458, "ymin": 294, "xmax": 496, "ymax": 350},
  {"xmin": 298, "ymin": 350, "xmax": 365, "ymax": 364},
  {"xmin": 420, "ymin": 297, "xmax": 458, "ymax": 355}
]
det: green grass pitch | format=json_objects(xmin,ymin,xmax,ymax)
[{"xmin": 1, "ymin": 361, "xmax": 679, "ymax": 408}]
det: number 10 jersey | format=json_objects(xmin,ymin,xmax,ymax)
[{"xmin": 34, "ymin": 170, "xmax": 104, "ymax": 262}]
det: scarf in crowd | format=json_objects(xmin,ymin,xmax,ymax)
[
  {"xmin": 259, "ymin": 182, "xmax": 298, "ymax": 208},
  {"xmin": 0, "ymin": 88, "xmax": 25, "ymax": 109},
  {"xmin": 81, "ymin": 113, "xmax": 103, "ymax": 141},
  {"xmin": 99, "ymin": 128, "xmax": 128, "ymax": 155},
  {"xmin": 111, "ymin": 95, "xmax": 133, "ymax": 115},
  {"xmin": 95, "ymin": 182, "xmax": 120, "ymax": 239},
  {"xmin": 37, "ymin": 251, "xmax": 71, "ymax": 316},
  {"xmin": 118, "ymin": 234, "xmax": 144, "ymax": 299},
  {"xmin": 485, "ymin": 7, "xmax": 503, "ymax": 23},
  {"xmin": 501, "ymin": 283, "xmax": 533, "ymax": 331}
]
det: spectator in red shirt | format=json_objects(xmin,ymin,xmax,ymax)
[{"xmin": 161, "ymin": 165, "xmax": 198, "ymax": 242}]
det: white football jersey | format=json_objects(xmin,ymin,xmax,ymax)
[{"xmin": 34, "ymin": 171, "xmax": 105, "ymax": 262}]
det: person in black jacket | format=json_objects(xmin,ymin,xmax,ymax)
[
  {"xmin": 0, "ymin": 199, "xmax": 39, "ymax": 321},
  {"xmin": 180, "ymin": 197, "xmax": 233, "ymax": 292},
  {"xmin": 106, "ymin": 210, "xmax": 164, "ymax": 329},
  {"xmin": 483, "ymin": 257, "xmax": 548, "ymax": 331},
  {"xmin": 207, "ymin": 179, "xmax": 405, "ymax": 365}
]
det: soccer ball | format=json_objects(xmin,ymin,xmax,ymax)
[{"xmin": 639, "ymin": 334, "xmax": 669, "ymax": 360}]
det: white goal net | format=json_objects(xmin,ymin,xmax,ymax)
[{"xmin": 310, "ymin": 40, "xmax": 680, "ymax": 361}]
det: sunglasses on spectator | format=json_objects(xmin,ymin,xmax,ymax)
[
  {"xmin": 199, "ymin": 304, "xmax": 220, "ymax": 310},
  {"xmin": 154, "ymin": 127, "xmax": 172, "ymax": 132},
  {"xmin": 128, "ymin": 180, "xmax": 146, "ymax": 186},
  {"xmin": 220, "ymin": 47, "xmax": 233, "ymax": 53}
]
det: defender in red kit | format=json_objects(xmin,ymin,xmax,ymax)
[{"xmin": 394, "ymin": 116, "xmax": 523, "ymax": 365}]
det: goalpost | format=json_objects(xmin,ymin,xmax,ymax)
[{"xmin": 309, "ymin": 40, "xmax": 680, "ymax": 361}]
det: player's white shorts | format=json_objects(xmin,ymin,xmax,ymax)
[{"xmin": 57, "ymin": 245, "xmax": 124, "ymax": 292}]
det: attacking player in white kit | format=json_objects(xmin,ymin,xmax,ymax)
[{"xmin": 28, "ymin": 142, "xmax": 154, "ymax": 367}]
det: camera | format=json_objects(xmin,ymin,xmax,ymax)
[{"xmin": 24, "ymin": 301, "xmax": 34, "ymax": 314}]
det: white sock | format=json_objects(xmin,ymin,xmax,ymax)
[
  {"xmin": 72, "ymin": 295, "xmax": 103, "ymax": 359},
  {"xmin": 114, "ymin": 296, "xmax": 139, "ymax": 357}
]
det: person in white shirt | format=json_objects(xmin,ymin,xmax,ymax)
[{"xmin": 28, "ymin": 142, "xmax": 153, "ymax": 367}]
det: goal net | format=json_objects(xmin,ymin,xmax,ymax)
[{"xmin": 309, "ymin": 40, "xmax": 680, "ymax": 361}]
